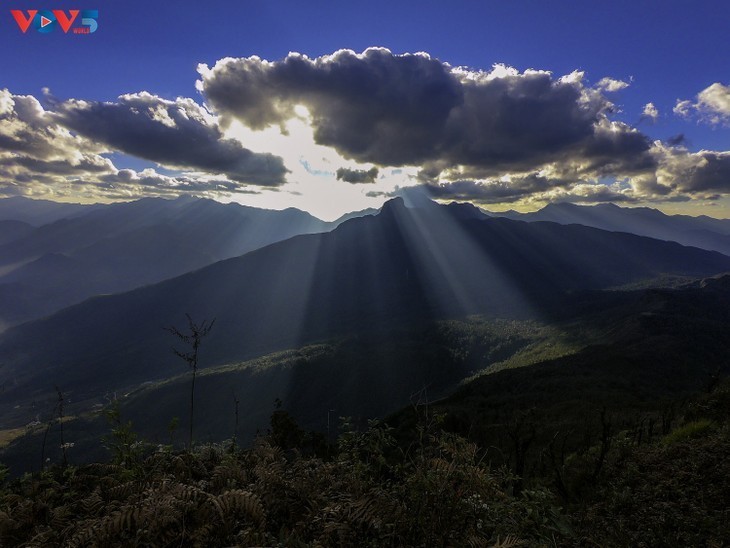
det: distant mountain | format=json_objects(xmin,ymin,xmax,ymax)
[
  {"xmin": 331, "ymin": 207, "xmax": 379, "ymax": 224},
  {"xmin": 488, "ymin": 202, "xmax": 730, "ymax": 255},
  {"xmin": 0, "ymin": 196, "xmax": 99, "ymax": 225},
  {"xmin": 1, "ymin": 197, "xmax": 729, "ymax": 429},
  {"xmin": 0, "ymin": 196, "xmax": 331, "ymax": 268},
  {"xmin": 0, "ymin": 220, "xmax": 33, "ymax": 246},
  {"xmin": 0, "ymin": 196, "xmax": 355, "ymax": 327}
]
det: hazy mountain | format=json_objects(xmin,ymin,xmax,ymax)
[
  {"xmin": 0, "ymin": 196, "xmax": 330, "ymax": 268},
  {"xmin": 0, "ymin": 196, "xmax": 99, "ymax": 225},
  {"xmin": 488, "ymin": 202, "xmax": 730, "ymax": 255},
  {"xmin": 0, "ymin": 226, "xmax": 215, "ymax": 326},
  {"xmin": 0, "ymin": 220, "xmax": 33, "ymax": 246},
  {"xmin": 1, "ymin": 197, "xmax": 729, "ymax": 430},
  {"xmin": 0, "ymin": 196, "xmax": 355, "ymax": 326},
  {"xmin": 331, "ymin": 207, "xmax": 379, "ymax": 224}
]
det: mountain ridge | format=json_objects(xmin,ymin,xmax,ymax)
[
  {"xmin": 0, "ymin": 196, "xmax": 375, "ymax": 327},
  {"xmin": 1, "ymin": 198, "xmax": 729, "ymax": 429},
  {"xmin": 487, "ymin": 201, "xmax": 730, "ymax": 254}
]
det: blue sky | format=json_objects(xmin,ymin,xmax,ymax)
[{"xmin": 2, "ymin": 0, "xmax": 730, "ymax": 219}]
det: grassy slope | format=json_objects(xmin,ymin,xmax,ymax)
[{"xmin": 0, "ymin": 317, "xmax": 544, "ymax": 475}]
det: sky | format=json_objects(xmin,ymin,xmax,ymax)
[{"xmin": 1, "ymin": 0, "xmax": 730, "ymax": 220}]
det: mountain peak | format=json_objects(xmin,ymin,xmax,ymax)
[
  {"xmin": 380, "ymin": 197, "xmax": 407, "ymax": 215},
  {"xmin": 445, "ymin": 201, "xmax": 486, "ymax": 220}
]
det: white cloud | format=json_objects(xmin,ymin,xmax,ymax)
[
  {"xmin": 596, "ymin": 77, "xmax": 630, "ymax": 92},
  {"xmin": 675, "ymin": 82, "xmax": 730, "ymax": 125},
  {"xmin": 642, "ymin": 102, "xmax": 659, "ymax": 121}
]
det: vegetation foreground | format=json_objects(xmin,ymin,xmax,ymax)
[{"xmin": 1, "ymin": 381, "xmax": 729, "ymax": 547}]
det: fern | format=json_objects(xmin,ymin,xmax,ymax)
[{"xmin": 210, "ymin": 489, "xmax": 266, "ymax": 526}]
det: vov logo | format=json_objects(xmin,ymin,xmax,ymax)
[{"xmin": 11, "ymin": 10, "xmax": 98, "ymax": 34}]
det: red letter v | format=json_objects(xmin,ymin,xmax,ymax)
[
  {"xmin": 11, "ymin": 10, "xmax": 38, "ymax": 33},
  {"xmin": 53, "ymin": 10, "xmax": 79, "ymax": 33}
]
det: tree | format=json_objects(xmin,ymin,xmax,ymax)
[{"xmin": 165, "ymin": 314, "xmax": 215, "ymax": 449}]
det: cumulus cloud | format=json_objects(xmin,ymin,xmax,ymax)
[
  {"xmin": 641, "ymin": 102, "xmax": 659, "ymax": 121},
  {"xmin": 0, "ymin": 89, "xmax": 103, "ymax": 161},
  {"xmin": 0, "ymin": 163, "xmax": 262, "ymax": 202},
  {"xmin": 675, "ymin": 83, "xmax": 730, "ymax": 125},
  {"xmin": 547, "ymin": 184, "xmax": 638, "ymax": 204},
  {"xmin": 336, "ymin": 166, "xmax": 379, "ymax": 183},
  {"xmin": 654, "ymin": 143, "xmax": 730, "ymax": 195},
  {"xmin": 380, "ymin": 175, "xmax": 639, "ymax": 208},
  {"xmin": 0, "ymin": 89, "xmax": 117, "ymax": 198},
  {"xmin": 197, "ymin": 48, "xmax": 652, "ymax": 178},
  {"xmin": 52, "ymin": 92, "xmax": 288, "ymax": 186},
  {"xmin": 99, "ymin": 168, "xmax": 263, "ymax": 195},
  {"xmin": 5, "ymin": 51, "xmax": 730, "ymax": 210},
  {"xmin": 0, "ymin": 88, "xmax": 276, "ymax": 201},
  {"xmin": 421, "ymin": 175, "xmax": 566, "ymax": 203},
  {"xmin": 596, "ymin": 77, "xmax": 630, "ymax": 92},
  {"xmin": 196, "ymin": 44, "xmax": 730, "ymax": 206},
  {"xmin": 405, "ymin": 173, "xmax": 641, "ymax": 205}
]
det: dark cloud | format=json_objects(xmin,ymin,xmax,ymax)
[
  {"xmin": 0, "ymin": 154, "xmax": 113, "ymax": 176},
  {"xmin": 441, "ymin": 71, "xmax": 601, "ymax": 168},
  {"xmin": 421, "ymin": 175, "xmax": 564, "ymax": 203},
  {"xmin": 577, "ymin": 121, "xmax": 655, "ymax": 176},
  {"xmin": 198, "ymin": 49, "xmax": 652, "ymax": 177},
  {"xmin": 643, "ymin": 145, "xmax": 730, "ymax": 199},
  {"xmin": 678, "ymin": 152, "xmax": 730, "ymax": 193},
  {"xmin": 52, "ymin": 92, "xmax": 288, "ymax": 186},
  {"xmin": 200, "ymin": 49, "xmax": 462, "ymax": 166},
  {"xmin": 336, "ymin": 166, "xmax": 379, "ymax": 183}
]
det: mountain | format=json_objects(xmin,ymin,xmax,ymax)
[
  {"xmin": 489, "ymin": 202, "xmax": 730, "ymax": 255},
  {"xmin": 0, "ymin": 220, "xmax": 34, "ymax": 246},
  {"xmin": 0, "ymin": 196, "xmax": 331, "ymax": 268},
  {"xmin": 0, "ymin": 196, "xmax": 99, "ymax": 225},
  {"xmin": 331, "ymin": 207, "xmax": 379, "ymax": 224},
  {"xmin": 0, "ymin": 196, "xmax": 353, "ymax": 327},
  {"xmin": 1, "ymin": 198, "xmax": 729, "ymax": 430},
  {"xmin": 389, "ymin": 273, "xmax": 730, "ymax": 472}
]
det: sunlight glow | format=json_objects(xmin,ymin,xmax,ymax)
[{"xmin": 221, "ymin": 116, "xmax": 420, "ymax": 220}]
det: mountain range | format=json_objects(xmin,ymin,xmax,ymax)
[
  {"xmin": 1, "ymin": 197, "xmax": 729, "ymax": 438},
  {"xmin": 489, "ymin": 201, "xmax": 730, "ymax": 255},
  {"xmin": 0, "ymin": 196, "xmax": 100, "ymax": 226},
  {"xmin": 0, "ymin": 196, "xmax": 372, "ymax": 328}
]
